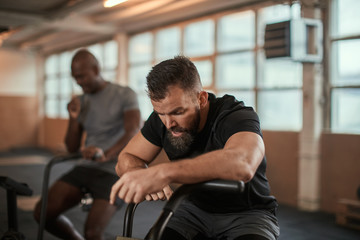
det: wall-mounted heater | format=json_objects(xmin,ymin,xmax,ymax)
[{"xmin": 264, "ymin": 18, "xmax": 323, "ymax": 63}]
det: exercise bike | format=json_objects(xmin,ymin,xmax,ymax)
[
  {"xmin": 36, "ymin": 153, "xmax": 245, "ymax": 240},
  {"xmin": 0, "ymin": 176, "xmax": 33, "ymax": 240},
  {"xmin": 117, "ymin": 179, "xmax": 245, "ymax": 240}
]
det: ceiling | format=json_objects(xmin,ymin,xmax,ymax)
[{"xmin": 0, "ymin": 0, "xmax": 265, "ymax": 54}]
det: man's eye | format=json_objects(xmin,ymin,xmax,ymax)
[{"xmin": 174, "ymin": 111, "xmax": 184, "ymax": 115}]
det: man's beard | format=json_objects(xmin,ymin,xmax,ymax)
[{"xmin": 166, "ymin": 109, "xmax": 200, "ymax": 153}]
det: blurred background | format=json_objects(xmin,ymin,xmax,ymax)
[{"xmin": 0, "ymin": 0, "xmax": 359, "ymax": 238}]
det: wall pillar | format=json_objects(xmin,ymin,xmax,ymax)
[
  {"xmin": 297, "ymin": 2, "xmax": 324, "ymax": 211},
  {"xmin": 115, "ymin": 33, "xmax": 128, "ymax": 86}
]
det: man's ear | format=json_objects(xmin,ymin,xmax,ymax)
[{"xmin": 198, "ymin": 91, "xmax": 208, "ymax": 108}]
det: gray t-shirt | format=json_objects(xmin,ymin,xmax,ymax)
[{"xmin": 77, "ymin": 82, "xmax": 139, "ymax": 173}]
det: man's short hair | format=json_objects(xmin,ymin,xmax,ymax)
[
  {"xmin": 72, "ymin": 49, "xmax": 99, "ymax": 68},
  {"xmin": 146, "ymin": 56, "xmax": 202, "ymax": 101}
]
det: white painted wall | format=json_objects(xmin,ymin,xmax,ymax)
[{"xmin": 0, "ymin": 48, "xmax": 39, "ymax": 96}]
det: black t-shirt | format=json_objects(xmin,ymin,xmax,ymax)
[{"xmin": 141, "ymin": 93, "xmax": 277, "ymax": 213}]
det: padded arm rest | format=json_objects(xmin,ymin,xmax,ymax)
[
  {"xmin": 0, "ymin": 176, "xmax": 33, "ymax": 196},
  {"xmin": 164, "ymin": 179, "xmax": 245, "ymax": 212},
  {"xmin": 46, "ymin": 152, "xmax": 82, "ymax": 167}
]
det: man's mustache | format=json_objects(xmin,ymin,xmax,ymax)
[{"xmin": 169, "ymin": 126, "xmax": 188, "ymax": 134}]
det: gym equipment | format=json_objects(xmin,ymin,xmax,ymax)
[
  {"xmin": 117, "ymin": 179, "xmax": 245, "ymax": 240},
  {"xmin": 0, "ymin": 176, "xmax": 33, "ymax": 240},
  {"xmin": 37, "ymin": 152, "xmax": 82, "ymax": 240}
]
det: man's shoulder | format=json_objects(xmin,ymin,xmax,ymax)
[
  {"xmin": 211, "ymin": 94, "xmax": 258, "ymax": 129},
  {"xmin": 108, "ymin": 83, "xmax": 136, "ymax": 95},
  {"xmin": 212, "ymin": 94, "xmax": 252, "ymax": 117}
]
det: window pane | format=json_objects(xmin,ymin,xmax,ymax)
[
  {"xmin": 218, "ymin": 11, "xmax": 255, "ymax": 52},
  {"xmin": 258, "ymin": 90, "xmax": 302, "ymax": 130},
  {"xmin": 138, "ymin": 93, "xmax": 153, "ymax": 121},
  {"xmin": 104, "ymin": 40, "xmax": 118, "ymax": 69},
  {"xmin": 331, "ymin": 89, "xmax": 360, "ymax": 133},
  {"xmin": 59, "ymin": 51, "xmax": 71, "ymax": 73},
  {"xmin": 259, "ymin": 4, "xmax": 292, "ymax": 24},
  {"xmin": 129, "ymin": 32, "xmax": 153, "ymax": 64},
  {"xmin": 128, "ymin": 65, "xmax": 152, "ymax": 93},
  {"xmin": 333, "ymin": 0, "xmax": 360, "ymax": 37},
  {"xmin": 260, "ymin": 55, "xmax": 303, "ymax": 88},
  {"xmin": 102, "ymin": 70, "xmax": 116, "ymax": 82},
  {"xmin": 45, "ymin": 97, "xmax": 58, "ymax": 118},
  {"xmin": 156, "ymin": 27, "xmax": 181, "ymax": 61},
  {"xmin": 193, "ymin": 60, "xmax": 212, "ymax": 87},
  {"xmin": 45, "ymin": 77, "xmax": 59, "ymax": 96},
  {"xmin": 217, "ymin": 90, "xmax": 255, "ymax": 109},
  {"xmin": 60, "ymin": 98, "xmax": 71, "ymax": 118},
  {"xmin": 45, "ymin": 55, "xmax": 58, "ymax": 76},
  {"xmin": 332, "ymin": 40, "xmax": 360, "ymax": 86},
  {"xmin": 216, "ymin": 52, "xmax": 255, "ymax": 89},
  {"xmin": 59, "ymin": 75, "xmax": 72, "ymax": 97},
  {"xmin": 184, "ymin": 20, "xmax": 214, "ymax": 57}
]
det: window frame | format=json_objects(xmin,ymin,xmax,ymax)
[{"xmin": 326, "ymin": 0, "xmax": 360, "ymax": 133}]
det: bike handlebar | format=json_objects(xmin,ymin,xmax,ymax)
[{"xmin": 144, "ymin": 179, "xmax": 245, "ymax": 240}]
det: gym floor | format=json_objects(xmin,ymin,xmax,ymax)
[{"xmin": 0, "ymin": 148, "xmax": 359, "ymax": 240}]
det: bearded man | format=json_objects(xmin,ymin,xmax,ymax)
[{"xmin": 110, "ymin": 56, "xmax": 280, "ymax": 240}]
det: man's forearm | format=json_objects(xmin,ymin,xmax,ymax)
[
  {"xmin": 158, "ymin": 146, "xmax": 261, "ymax": 185},
  {"xmin": 64, "ymin": 118, "xmax": 82, "ymax": 152},
  {"xmin": 116, "ymin": 152, "xmax": 148, "ymax": 176}
]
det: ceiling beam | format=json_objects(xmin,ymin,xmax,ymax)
[
  {"xmin": 93, "ymin": 0, "xmax": 176, "ymax": 23},
  {"xmin": 45, "ymin": 15, "xmax": 117, "ymax": 34},
  {"xmin": 116, "ymin": 0, "xmax": 265, "ymax": 33},
  {"xmin": 0, "ymin": 10, "xmax": 46, "ymax": 27}
]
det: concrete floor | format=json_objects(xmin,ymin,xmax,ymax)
[{"xmin": 0, "ymin": 148, "xmax": 359, "ymax": 240}]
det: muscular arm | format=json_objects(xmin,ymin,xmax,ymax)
[
  {"xmin": 115, "ymin": 131, "xmax": 162, "ymax": 175},
  {"xmin": 111, "ymin": 132, "xmax": 172, "ymax": 204},
  {"xmin": 160, "ymin": 131, "xmax": 264, "ymax": 184},
  {"xmin": 104, "ymin": 109, "xmax": 141, "ymax": 160},
  {"xmin": 111, "ymin": 131, "xmax": 264, "ymax": 203}
]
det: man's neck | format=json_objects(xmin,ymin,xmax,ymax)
[
  {"xmin": 198, "ymin": 100, "xmax": 210, "ymax": 132},
  {"xmin": 93, "ymin": 79, "xmax": 108, "ymax": 93}
]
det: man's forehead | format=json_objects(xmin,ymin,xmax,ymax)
[
  {"xmin": 152, "ymin": 98, "xmax": 182, "ymax": 113},
  {"xmin": 151, "ymin": 95, "xmax": 190, "ymax": 114}
]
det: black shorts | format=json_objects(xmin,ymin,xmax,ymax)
[
  {"xmin": 165, "ymin": 199, "xmax": 280, "ymax": 240},
  {"xmin": 59, "ymin": 165, "xmax": 123, "ymax": 206}
]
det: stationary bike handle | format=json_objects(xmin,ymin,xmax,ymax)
[{"xmin": 144, "ymin": 179, "xmax": 245, "ymax": 240}]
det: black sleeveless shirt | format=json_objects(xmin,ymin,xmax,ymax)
[{"xmin": 141, "ymin": 93, "xmax": 277, "ymax": 213}]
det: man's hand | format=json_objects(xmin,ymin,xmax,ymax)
[
  {"xmin": 67, "ymin": 97, "xmax": 81, "ymax": 119},
  {"xmin": 110, "ymin": 166, "xmax": 173, "ymax": 204},
  {"xmin": 144, "ymin": 185, "xmax": 173, "ymax": 201},
  {"xmin": 81, "ymin": 146, "xmax": 106, "ymax": 162}
]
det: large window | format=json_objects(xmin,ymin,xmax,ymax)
[
  {"xmin": 128, "ymin": 33, "xmax": 154, "ymax": 120},
  {"xmin": 44, "ymin": 40, "xmax": 118, "ymax": 118},
  {"xmin": 330, "ymin": 0, "xmax": 360, "ymax": 133},
  {"xmin": 128, "ymin": 3, "xmax": 302, "ymax": 131}
]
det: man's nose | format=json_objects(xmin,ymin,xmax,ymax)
[{"xmin": 164, "ymin": 115, "xmax": 176, "ymax": 129}]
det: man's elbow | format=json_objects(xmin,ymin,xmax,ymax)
[
  {"xmin": 116, "ymin": 150, "xmax": 129, "ymax": 176},
  {"xmin": 235, "ymin": 163, "xmax": 255, "ymax": 183},
  {"xmin": 115, "ymin": 162, "xmax": 121, "ymax": 176}
]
